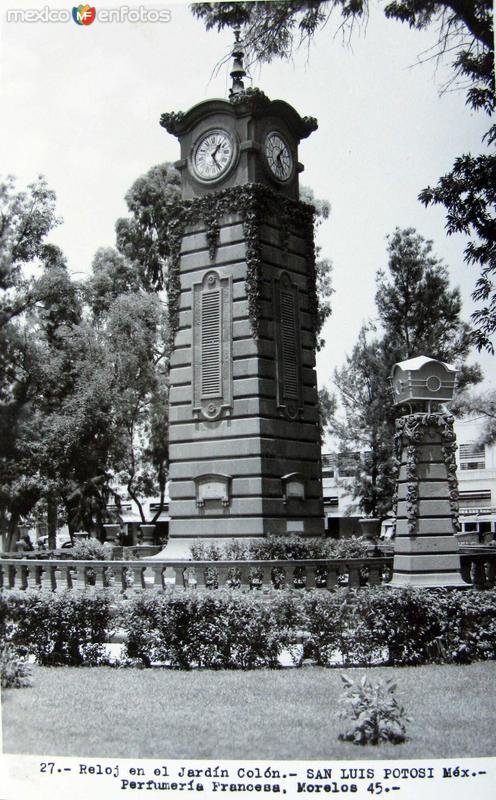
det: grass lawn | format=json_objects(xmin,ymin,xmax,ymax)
[{"xmin": 2, "ymin": 662, "xmax": 495, "ymax": 760}]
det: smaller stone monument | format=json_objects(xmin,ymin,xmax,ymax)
[{"xmin": 390, "ymin": 356, "xmax": 465, "ymax": 587}]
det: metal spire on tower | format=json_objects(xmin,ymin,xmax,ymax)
[{"xmin": 229, "ymin": 28, "xmax": 246, "ymax": 98}]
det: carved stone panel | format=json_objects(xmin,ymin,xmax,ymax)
[
  {"xmin": 194, "ymin": 473, "xmax": 232, "ymax": 508},
  {"xmin": 282, "ymin": 472, "xmax": 306, "ymax": 503}
]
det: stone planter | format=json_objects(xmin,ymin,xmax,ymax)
[
  {"xmin": 359, "ymin": 517, "xmax": 382, "ymax": 542},
  {"xmin": 103, "ymin": 524, "xmax": 120, "ymax": 543}
]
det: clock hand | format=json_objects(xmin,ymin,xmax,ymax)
[{"xmin": 210, "ymin": 142, "xmax": 224, "ymax": 168}]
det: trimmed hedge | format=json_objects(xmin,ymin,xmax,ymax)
[
  {"xmin": 0, "ymin": 590, "xmax": 114, "ymax": 666},
  {"xmin": 190, "ymin": 535, "xmax": 373, "ymax": 561},
  {"xmin": 124, "ymin": 590, "xmax": 294, "ymax": 669},
  {"xmin": 1, "ymin": 587, "xmax": 495, "ymax": 669}
]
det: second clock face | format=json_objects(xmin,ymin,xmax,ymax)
[
  {"xmin": 265, "ymin": 131, "xmax": 294, "ymax": 182},
  {"xmin": 192, "ymin": 129, "xmax": 235, "ymax": 182}
]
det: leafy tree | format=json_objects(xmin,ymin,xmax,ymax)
[
  {"xmin": 376, "ymin": 227, "xmax": 482, "ymax": 388},
  {"xmin": 331, "ymin": 327, "xmax": 397, "ymax": 518},
  {"xmin": 99, "ymin": 291, "xmax": 169, "ymax": 525},
  {"xmin": 193, "ymin": 2, "xmax": 492, "ymax": 100},
  {"xmin": 451, "ymin": 388, "xmax": 496, "ymax": 447},
  {"xmin": 331, "ymin": 227, "xmax": 481, "ymax": 517},
  {"xmin": 0, "ymin": 176, "xmax": 61, "ymax": 549},
  {"xmin": 318, "ymin": 384, "xmax": 337, "ymax": 441},
  {"xmin": 194, "ymin": 1, "xmax": 495, "ymax": 350},
  {"xmin": 85, "ymin": 247, "xmax": 148, "ymax": 317},
  {"xmin": 5, "ymin": 245, "xmax": 118, "ymax": 547},
  {"xmin": 0, "ymin": 175, "xmax": 60, "ymax": 326},
  {"xmin": 419, "ymin": 141, "xmax": 496, "ymax": 352},
  {"xmin": 116, "ymin": 162, "xmax": 182, "ymax": 289}
]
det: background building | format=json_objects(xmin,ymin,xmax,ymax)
[{"xmin": 322, "ymin": 417, "xmax": 496, "ymax": 542}]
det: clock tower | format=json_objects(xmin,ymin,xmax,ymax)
[{"xmin": 161, "ymin": 33, "xmax": 325, "ymax": 555}]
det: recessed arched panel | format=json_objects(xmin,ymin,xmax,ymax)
[
  {"xmin": 192, "ymin": 270, "xmax": 233, "ymax": 420},
  {"xmin": 274, "ymin": 271, "xmax": 303, "ymax": 419}
]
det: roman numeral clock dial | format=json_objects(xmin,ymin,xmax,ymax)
[
  {"xmin": 192, "ymin": 129, "xmax": 235, "ymax": 183},
  {"xmin": 264, "ymin": 131, "xmax": 294, "ymax": 182}
]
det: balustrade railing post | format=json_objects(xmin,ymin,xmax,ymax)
[
  {"xmin": 48, "ymin": 564, "xmax": 58, "ymax": 591},
  {"xmin": 460, "ymin": 557, "xmax": 472, "ymax": 585},
  {"xmin": 193, "ymin": 565, "xmax": 206, "ymax": 589},
  {"xmin": 34, "ymin": 564, "xmax": 43, "ymax": 589},
  {"xmin": 260, "ymin": 564, "xmax": 273, "ymax": 589},
  {"xmin": 8, "ymin": 564, "xmax": 16, "ymax": 590},
  {"xmin": 136, "ymin": 564, "xmax": 147, "ymax": 591},
  {"xmin": 149, "ymin": 565, "xmax": 164, "ymax": 592},
  {"xmin": 90, "ymin": 564, "xmax": 105, "ymax": 590},
  {"xmin": 237, "ymin": 564, "xmax": 250, "ymax": 590},
  {"xmin": 306, "ymin": 565, "xmax": 316, "ymax": 589},
  {"xmin": 20, "ymin": 564, "xmax": 29, "ymax": 590},
  {"xmin": 368, "ymin": 566, "xmax": 381, "ymax": 586},
  {"xmin": 486, "ymin": 558, "xmax": 495, "ymax": 588},
  {"xmin": 216, "ymin": 565, "xmax": 229, "ymax": 588},
  {"xmin": 65, "ymin": 565, "xmax": 75, "ymax": 590},
  {"xmin": 472, "ymin": 558, "xmax": 486, "ymax": 590},
  {"xmin": 348, "ymin": 564, "xmax": 360, "ymax": 588},
  {"xmin": 70, "ymin": 565, "xmax": 86, "ymax": 592}
]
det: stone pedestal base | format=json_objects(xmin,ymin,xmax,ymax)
[
  {"xmin": 391, "ymin": 572, "xmax": 466, "ymax": 588},
  {"xmin": 391, "ymin": 413, "xmax": 465, "ymax": 589}
]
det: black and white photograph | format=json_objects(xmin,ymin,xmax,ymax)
[{"xmin": 0, "ymin": 1, "xmax": 494, "ymax": 798}]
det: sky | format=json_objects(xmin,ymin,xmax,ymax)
[{"xmin": 0, "ymin": 0, "xmax": 493, "ymax": 392}]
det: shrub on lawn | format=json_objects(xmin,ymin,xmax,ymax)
[
  {"xmin": 1, "ymin": 590, "xmax": 114, "ymax": 666},
  {"xmin": 299, "ymin": 591, "xmax": 386, "ymax": 667},
  {"xmin": 0, "ymin": 642, "xmax": 32, "ymax": 688},
  {"xmin": 337, "ymin": 674, "xmax": 410, "ymax": 745},
  {"xmin": 355, "ymin": 587, "xmax": 447, "ymax": 666},
  {"xmin": 439, "ymin": 590, "xmax": 496, "ymax": 663},
  {"xmin": 296, "ymin": 588, "xmax": 496, "ymax": 667},
  {"xmin": 123, "ymin": 590, "xmax": 293, "ymax": 669}
]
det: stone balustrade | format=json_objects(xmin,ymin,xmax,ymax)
[
  {"xmin": 1, "ymin": 552, "xmax": 493, "ymax": 593},
  {"xmin": 0, "ymin": 557, "xmax": 394, "ymax": 593}
]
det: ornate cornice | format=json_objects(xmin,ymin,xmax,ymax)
[
  {"xmin": 160, "ymin": 91, "xmax": 318, "ymax": 141},
  {"xmin": 159, "ymin": 111, "xmax": 185, "ymax": 135}
]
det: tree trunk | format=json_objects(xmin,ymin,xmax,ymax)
[
  {"xmin": 0, "ymin": 509, "xmax": 9, "ymax": 553},
  {"xmin": 6, "ymin": 511, "xmax": 20, "ymax": 553},
  {"xmin": 47, "ymin": 497, "xmax": 58, "ymax": 550}
]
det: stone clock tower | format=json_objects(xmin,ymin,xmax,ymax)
[{"xmin": 161, "ymin": 34, "xmax": 325, "ymax": 555}]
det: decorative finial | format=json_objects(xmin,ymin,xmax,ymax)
[{"xmin": 229, "ymin": 28, "xmax": 246, "ymax": 98}]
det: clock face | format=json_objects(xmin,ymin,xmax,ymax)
[
  {"xmin": 192, "ymin": 129, "xmax": 235, "ymax": 182},
  {"xmin": 264, "ymin": 131, "xmax": 294, "ymax": 182}
]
